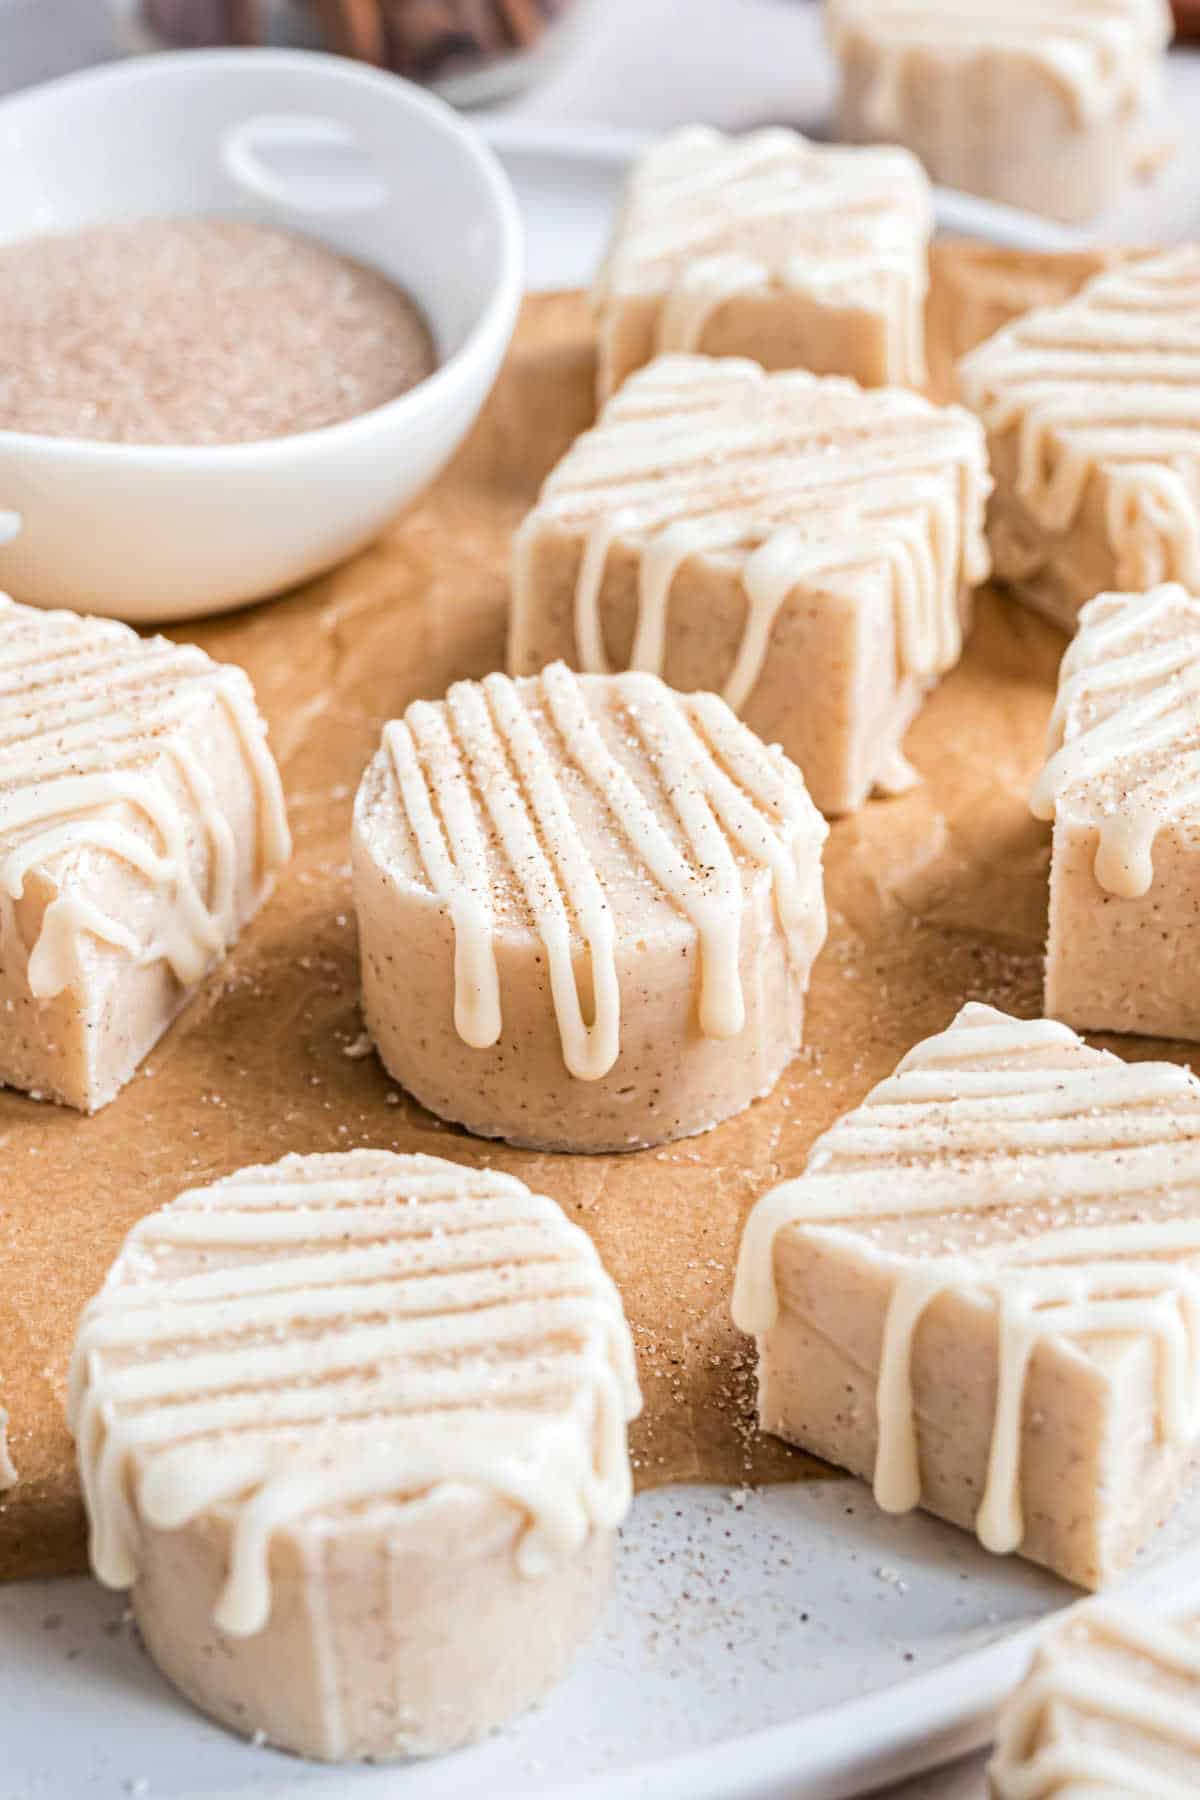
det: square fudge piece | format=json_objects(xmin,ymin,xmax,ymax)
[
  {"xmin": 827, "ymin": 0, "xmax": 1172, "ymax": 225},
  {"xmin": 733, "ymin": 1001, "xmax": 1200, "ymax": 1589},
  {"xmin": 509, "ymin": 354, "xmax": 991, "ymax": 815},
  {"xmin": 990, "ymin": 1600, "xmax": 1200, "ymax": 1796},
  {"xmin": 0, "ymin": 595, "xmax": 290, "ymax": 1111},
  {"xmin": 959, "ymin": 247, "xmax": 1200, "ymax": 633},
  {"xmin": 1034, "ymin": 583, "xmax": 1200, "ymax": 1041},
  {"xmin": 592, "ymin": 125, "xmax": 932, "ymax": 402}
]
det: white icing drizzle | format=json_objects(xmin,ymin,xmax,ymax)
[
  {"xmin": 371, "ymin": 661, "xmax": 827, "ymax": 1077},
  {"xmin": 0, "ymin": 594, "xmax": 290, "ymax": 999},
  {"xmin": 1033, "ymin": 583, "xmax": 1200, "ymax": 900},
  {"xmin": 959, "ymin": 249, "xmax": 1200, "ymax": 593},
  {"xmin": 732, "ymin": 1003, "xmax": 1200, "ymax": 1559},
  {"xmin": 828, "ymin": 0, "xmax": 1172, "ymax": 131},
  {"xmin": 514, "ymin": 355, "xmax": 990, "ymax": 726},
  {"xmin": 656, "ymin": 252, "xmax": 770, "ymax": 359},
  {"xmin": 384, "ymin": 705, "xmax": 502, "ymax": 1052},
  {"xmin": 452, "ymin": 674, "xmax": 620, "ymax": 1077},
  {"xmin": 596, "ymin": 126, "xmax": 931, "ymax": 386},
  {"xmin": 69, "ymin": 1151, "xmax": 642, "ymax": 1639},
  {"xmin": 991, "ymin": 1601, "xmax": 1200, "ymax": 1798}
]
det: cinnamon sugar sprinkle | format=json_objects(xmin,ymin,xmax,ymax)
[{"xmin": 0, "ymin": 216, "xmax": 436, "ymax": 445}]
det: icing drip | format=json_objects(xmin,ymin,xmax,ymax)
[
  {"xmin": 0, "ymin": 596, "xmax": 290, "ymax": 997},
  {"xmin": 384, "ymin": 706, "xmax": 502, "ymax": 1051},
  {"xmin": 69, "ymin": 1151, "xmax": 642, "ymax": 1638},
  {"xmin": 374, "ymin": 661, "xmax": 827, "ymax": 1075},
  {"xmin": 873, "ymin": 746, "xmax": 920, "ymax": 796},
  {"xmin": 515, "ymin": 355, "xmax": 989, "ymax": 723},
  {"xmin": 1033, "ymin": 583, "xmax": 1200, "ymax": 899},
  {"xmin": 656, "ymin": 253, "xmax": 770, "ymax": 357},
  {"xmin": 991, "ymin": 1602, "xmax": 1200, "ymax": 1798},
  {"xmin": 732, "ymin": 1003, "xmax": 1200, "ymax": 1558},
  {"xmin": 959, "ymin": 249, "xmax": 1200, "ymax": 591},
  {"xmin": 828, "ymin": 0, "xmax": 1172, "ymax": 130},
  {"xmin": 597, "ymin": 126, "xmax": 931, "ymax": 385}
]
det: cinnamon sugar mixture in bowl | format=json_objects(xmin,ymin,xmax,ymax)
[
  {"xmin": 0, "ymin": 48, "xmax": 522, "ymax": 619},
  {"xmin": 0, "ymin": 215, "xmax": 437, "ymax": 445}
]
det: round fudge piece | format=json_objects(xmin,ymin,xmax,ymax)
[
  {"xmin": 69, "ymin": 1150, "xmax": 641, "ymax": 1762},
  {"xmin": 352, "ymin": 661, "xmax": 828, "ymax": 1152}
]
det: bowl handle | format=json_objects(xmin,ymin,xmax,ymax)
[{"xmin": 220, "ymin": 114, "xmax": 389, "ymax": 215}]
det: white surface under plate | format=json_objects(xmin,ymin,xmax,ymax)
[{"xmin": 7, "ymin": 1474, "xmax": 1200, "ymax": 1800}]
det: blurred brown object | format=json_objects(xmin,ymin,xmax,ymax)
[
  {"xmin": 313, "ymin": 0, "xmax": 386, "ymax": 60},
  {"xmin": 373, "ymin": 0, "xmax": 564, "ymax": 76},
  {"xmin": 1173, "ymin": 0, "xmax": 1200, "ymax": 39},
  {"xmin": 143, "ymin": 0, "xmax": 250, "ymax": 42},
  {"xmin": 225, "ymin": 0, "xmax": 256, "ymax": 40},
  {"xmin": 144, "ymin": 0, "xmax": 568, "ymax": 70}
]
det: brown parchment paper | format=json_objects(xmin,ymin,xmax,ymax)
[{"xmin": 0, "ymin": 243, "xmax": 1168, "ymax": 1582}]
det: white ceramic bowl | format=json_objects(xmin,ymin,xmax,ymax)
[{"xmin": 0, "ymin": 50, "xmax": 523, "ymax": 622}]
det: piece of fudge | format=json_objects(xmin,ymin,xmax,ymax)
[
  {"xmin": 958, "ymin": 247, "xmax": 1200, "ymax": 632},
  {"xmin": 509, "ymin": 355, "xmax": 991, "ymax": 814},
  {"xmin": 990, "ymin": 1601, "xmax": 1200, "ymax": 1796},
  {"xmin": 353, "ymin": 661, "xmax": 828, "ymax": 1152},
  {"xmin": 592, "ymin": 125, "xmax": 932, "ymax": 401},
  {"xmin": 732, "ymin": 1001, "xmax": 1200, "ymax": 1589},
  {"xmin": 827, "ymin": 0, "xmax": 1172, "ymax": 225},
  {"xmin": 925, "ymin": 243, "xmax": 1145, "ymax": 394},
  {"xmin": 0, "ymin": 595, "xmax": 290, "ymax": 1111},
  {"xmin": 1033, "ymin": 583, "xmax": 1200, "ymax": 1040},
  {"xmin": 70, "ymin": 1150, "xmax": 642, "ymax": 1762}
]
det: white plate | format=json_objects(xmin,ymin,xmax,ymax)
[{"xmin": 6, "ymin": 107, "xmax": 1200, "ymax": 1800}]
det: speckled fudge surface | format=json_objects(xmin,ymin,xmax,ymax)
[
  {"xmin": 1035, "ymin": 583, "xmax": 1200, "ymax": 1041},
  {"xmin": 990, "ymin": 1599, "xmax": 1200, "ymax": 1796},
  {"xmin": 70, "ymin": 1149, "xmax": 640, "ymax": 1761},
  {"xmin": 592, "ymin": 125, "xmax": 932, "ymax": 400},
  {"xmin": 958, "ymin": 248, "xmax": 1200, "ymax": 631},
  {"xmin": 0, "ymin": 595, "xmax": 289, "ymax": 1112},
  {"xmin": 734, "ymin": 1002, "xmax": 1200, "ymax": 1589},
  {"xmin": 353, "ymin": 662, "xmax": 828, "ymax": 1152},
  {"xmin": 510, "ymin": 354, "xmax": 990, "ymax": 815},
  {"xmin": 827, "ymin": 0, "xmax": 1172, "ymax": 224}
]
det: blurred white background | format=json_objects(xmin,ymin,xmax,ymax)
[{"xmin": 4, "ymin": 0, "xmax": 1197, "ymax": 239}]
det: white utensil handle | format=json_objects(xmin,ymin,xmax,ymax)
[
  {"xmin": 220, "ymin": 113, "xmax": 388, "ymax": 215},
  {"xmin": 932, "ymin": 186, "xmax": 1084, "ymax": 252}
]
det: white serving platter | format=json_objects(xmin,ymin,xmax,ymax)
[
  {"xmin": 5, "ymin": 109, "xmax": 1200, "ymax": 1800},
  {"xmin": 7, "ymin": 1475, "xmax": 1200, "ymax": 1800}
]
